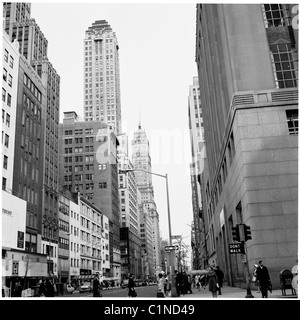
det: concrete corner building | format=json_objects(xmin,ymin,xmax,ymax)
[{"xmin": 196, "ymin": 4, "xmax": 298, "ymax": 288}]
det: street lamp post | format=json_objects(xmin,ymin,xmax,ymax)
[{"xmin": 120, "ymin": 168, "xmax": 177, "ymax": 296}]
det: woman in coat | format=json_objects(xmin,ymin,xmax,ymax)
[
  {"xmin": 157, "ymin": 273, "xmax": 165, "ymax": 297},
  {"xmin": 128, "ymin": 274, "xmax": 136, "ymax": 297},
  {"xmin": 206, "ymin": 266, "xmax": 218, "ymax": 298}
]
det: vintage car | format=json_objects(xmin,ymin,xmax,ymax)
[
  {"xmin": 79, "ymin": 282, "xmax": 92, "ymax": 293},
  {"xmin": 66, "ymin": 284, "xmax": 75, "ymax": 294}
]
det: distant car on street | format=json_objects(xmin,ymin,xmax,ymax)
[
  {"xmin": 121, "ymin": 279, "xmax": 129, "ymax": 289},
  {"xmin": 66, "ymin": 284, "xmax": 75, "ymax": 294},
  {"xmin": 79, "ymin": 282, "xmax": 92, "ymax": 293}
]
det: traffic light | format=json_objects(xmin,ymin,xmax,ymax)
[
  {"xmin": 244, "ymin": 224, "xmax": 252, "ymax": 241},
  {"xmin": 232, "ymin": 226, "xmax": 240, "ymax": 241}
]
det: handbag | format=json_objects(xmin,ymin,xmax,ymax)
[
  {"xmin": 268, "ymin": 282, "xmax": 272, "ymax": 293},
  {"xmin": 129, "ymin": 288, "xmax": 137, "ymax": 297},
  {"xmin": 157, "ymin": 291, "xmax": 165, "ymax": 298}
]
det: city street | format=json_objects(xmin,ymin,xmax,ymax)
[
  {"xmin": 66, "ymin": 284, "xmax": 158, "ymax": 298},
  {"xmin": 57, "ymin": 284, "xmax": 298, "ymax": 299}
]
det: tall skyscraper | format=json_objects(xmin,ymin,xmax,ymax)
[
  {"xmin": 132, "ymin": 123, "xmax": 161, "ymax": 278},
  {"xmin": 2, "ymin": 2, "xmax": 60, "ymax": 283},
  {"xmin": 196, "ymin": 3, "xmax": 298, "ymax": 288},
  {"xmin": 83, "ymin": 20, "xmax": 122, "ymax": 135},
  {"xmin": 188, "ymin": 76, "xmax": 206, "ymax": 270},
  {"xmin": 117, "ymin": 133, "xmax": 142, "ymax": 279}
]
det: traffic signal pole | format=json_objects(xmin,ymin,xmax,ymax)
[
  {"xmin": 232, "ymin": 224, "xmax": 254, "ymax": 298},
  {"xmin": 242, "ymin": 242, "xmax": 254, "ymax": 298}
]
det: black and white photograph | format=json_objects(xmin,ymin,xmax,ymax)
[{"xmin": 1, "ymin": 0, "xmax": 298, "ymax": 307}]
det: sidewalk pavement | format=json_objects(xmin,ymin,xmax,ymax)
[{"xmin": 170, "ymin": 285, "xmax": 298, "ymax": 299}]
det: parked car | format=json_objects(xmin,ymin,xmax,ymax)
[
  {"xmin": 79, "ymin": 282, "xmax": 92, "ymax": 293},
  {"xmin": 66, "ymin": 284, "xmax": 75, "ymax": 294},
  {"xmin": 121, "ymin": 279, "xmax": 129, "ymax": 289}
]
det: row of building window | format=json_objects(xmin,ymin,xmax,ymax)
[
  {"xmin": 23, "ymin": 73, "xmax": 42, "ymax": 102},
  {"xmin": 3, "ymin": 68, "xmax": 13, "ymax": 87},
  {"xmin": 2, "ymin": 88, "xmax": 12, "ymax": 107},
  {"xmin": 2, "ymin": 109, "xmax": 10, "ymax": 127},
  {"xmin": 262, "ymin": 4, "xmax": 292, "ymax": 28},
  {"xmin": 4, "ymin": 49, "xmax": 14, "ymax": 68}
]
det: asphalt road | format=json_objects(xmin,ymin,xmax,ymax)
[{"xmin": 68, "ymin": 284, "xmax": 159, "ymax": 298}]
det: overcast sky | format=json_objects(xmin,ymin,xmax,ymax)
[{"xmin": 30, "ymin": 0, "xmax": 197, "ymax": 256}]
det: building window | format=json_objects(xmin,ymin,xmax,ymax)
[
  {"xmin": 6, "ymin": 114, "xmax": 10, "ymax": 127},
  {"xmin": 3, "ymin": 155, "xmax": 8, "ymax": 169},
  {"xmin": 9, "ymin": 56, "xmax": 14, "ymax": 69},
  {"xmin": 4, "ymin": 49, "xmax": 8, "ymax": 62},
  {"xmin": 99, "ymin": 182, "xmax": 107, "ymax": 189},
  {"xmin": 12, "ymin": 261, "xmax": 19, "ymax": 275},
  {"xmin": 4, "ymin": 134, "xmax": 9, "ymax": 147},
  {"xmin": 7, "ymin": 94, "xmax": 11, "ymax": 107},
  {"xmin": 286, "ymin": 109, "xmax": 298, "ymax": 134},
  {"xmin": 8, "ymin": 74, "xmax": 12, "ymax": 87},
  {"xmin": 262, "ymin": 4, "xmax": 291, "ymax": 28},
  {"xmin": 2, "ymin": 177, "xmax": 7, "ymax": 190},
  {"xmin": 270, "ymin": 43, "xmax": 297, "ymax": 88},
  {"xmin": 3, "ymin": 68, "xmax": 7, "ymax": 81},
  {"xmin": 2, "ymin": 88, "xmax": 6, "ymax": 102}
]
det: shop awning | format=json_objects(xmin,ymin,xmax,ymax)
[{"xmin": 78, "ymin": 275, "xmax": 94, "ymax": 281}]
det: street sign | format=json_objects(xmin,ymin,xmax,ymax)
[
  {"xmin": 165, "ymin": 245, "xmax": 178, "ymax": 251},
  {"xmin": 229, "ymin": 243, "xmax": 245, "ymax": 254},
  {"xmin": 240, "ymin": 254, "xmax": 247, "ymax": 263}
]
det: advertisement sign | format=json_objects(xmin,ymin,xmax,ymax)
[{"xmin": 2, "ymin": 191, "xmax": 26, "ymax": 250}]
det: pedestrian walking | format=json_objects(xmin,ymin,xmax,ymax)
[
  {"xmin": 13, "ymin": 281, "xmax": 22, "ymax": 297},
  {"xmin": 38, "ymin": 278, "xmax": 46, "ymax": 297},
  {"xmin": 199, "ymin": 274, "xmax": 206, "ymax": 289},
  {"xmin": 252, "ymin": 264, "xmax": 260, "ymax": 293},
  {"xmin": 215, "ymin": 266, "xmax": 224, "ymax": 295},
  {"xmin": 181, "ymin": 271, "xmax": 189, "ymax": 294},
  {"xmin": 92, "ymin": 272, "xmax": 101, "ymax": 297},
  {"xmin": 195, "ymin": 274, "xmax": 200, "ymax": 290},
  {"xmin": 45, "ymin": 279, "xmax": 55, "ymax": 297},
  {"xmin": 256, "ymin": 260, "xmax": 271, "ymax": 298},
  {"xmin": 164, "ymin": 273, "xmax": 169, "ymax": 297},
  {"xmin": 128, "ymin": 274, "xmax": 137, "ymax": 297},
  {"xmin": 175, "ymin": 270, "xmax": 182, "ymax": 296},
  {"xmin": 206, "ymin": 266, "xmax": 218, "ymax": 298},
  {"xmin": 187, "ymin": 275, "xmax": 193, "ymax": 294},
  {"xmin": 157, "ymin": 273, "xmax": 165, "ymax": 297}
]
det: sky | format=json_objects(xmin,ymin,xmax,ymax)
[{"xmin": 29, "ymin": 0, "xmax": 198, "ymax": 259}]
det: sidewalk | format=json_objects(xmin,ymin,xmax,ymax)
[{"xmin": 171, "ymin": 285, "xmax": 298, "ymax": 299}]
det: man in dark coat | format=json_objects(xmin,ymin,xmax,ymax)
[
  {"xmin": 13, "ymin": 281, "xmax": 22, "ymax": 297},
  {"xmin": 256, "ymin": 260, "xmax": 271, "ymax": 298},
  {"xmin": 174, "ymin": 270, "xmax": 182, "ymax": 296},
  {"xmin": 215, "ymin": 266, "xmax": 224, "ymax": 295},
  {"xmin": 45, "ymin": 279, "xmax": 55, "ymax": 297},
  {"xmin": 93, "ymin": 273, "xmax": 101, "ymax": 297},
  {"xmin": 128, "ymin": 274, "xmax": 136, "ymax": 297}
]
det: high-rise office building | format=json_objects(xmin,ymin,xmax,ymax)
[
  {"xmin": 132, "ymin": 124, "xmax": 161, "ymax": 278},
  {"xmin": 58, "ymin": 111, "xmax": 121, "ymax": 279},
  {"xmin": 188, "ymin": 76, "xmax": 206, "ymax": 269},
  {"xmin": 83, "ymin": 20, "xmax": 121, "ymax": 135},
  {"xmin": 2, "ymin": 2, "xmax": 60, "ymax": 283},
  {"xmin": 196, "ymin": 3, "xmax": 298, "ymax": 288},
  {"xmin": 117, "ymin": 133, "xmax": 142, "ymax": 279},
  {"xmin": 2, "ymin": 31, "xmax": 20, "ymax": 193}
]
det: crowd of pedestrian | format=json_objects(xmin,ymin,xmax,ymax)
[{"xmin": 173, "ymin": 266, "xmax": 225, "ymax": 298}]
